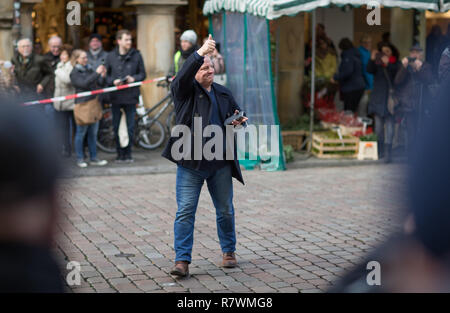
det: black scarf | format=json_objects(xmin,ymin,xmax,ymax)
[{"xmin": 181, "ymin": 45, "xmax": 198, "ymax": 59}]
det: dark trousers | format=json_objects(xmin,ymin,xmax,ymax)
[
  {"xmin": 55, "ymin": 110, "xmax": 74, "ymax": 156},
  {"xmin": 342, "ymin": 89, "xmax": 365, "ymax": 113},
  {"xmin": 112, "ymin": 103, "xmax": 136, "ymax": 158}
]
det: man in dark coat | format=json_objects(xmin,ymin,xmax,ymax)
[
  {"xmin": 105, "ymin": 29, "xmax": 146, "ymax": 163},
  {"xmin": 43, "ymin": 36, "xmax": 62, "ymax": 100},
  {"xmin": 395, "ymin": 44, "xmax": 433, "ymax": 152},
  {"xmin": 11, "ymin": 38, "xmax": 53, "ymax": 104},
  {"xmin": 162, "ymin": 35, "xmax": 248, "ymax": 277}
]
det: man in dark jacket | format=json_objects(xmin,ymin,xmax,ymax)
[
  {"xmin": 105, "ymin": 29, "xmax": 146, "ymax": 163},
  {"xmin": 162, "ymin": 35, "xmax": 248, "ymax": 277},
  {"xmin": 44, "ymin": 36, "xmax": 62, "ymax": 99},
  {"xmin": 11, "ymin": 38, "xmax": 53, "ymax": 104},
  {"xmin": 395, "ymin": 44, "xmax": 433, "ymax": 152}
]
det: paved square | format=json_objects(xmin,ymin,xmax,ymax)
[{"xmin": 56, "ymin": 164, "xmax": 404, "ymax": 293}]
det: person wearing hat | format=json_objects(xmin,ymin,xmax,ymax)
[
  {"xmin": 87, "ymin": 33, "xmax": 110, "ymax": 108},
  {"xmin": 394, "ymin": 44, "xmax": 433, "ymax": 154},
  {"xmin": 169, "ymin": 30, "xmax": 199, "ymax": 76},
  {"xmin": 87, "ymin": 33, "xmax": 109, "ymax": 71}
]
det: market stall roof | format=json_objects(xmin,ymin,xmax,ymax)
[{"xmin": 203, "ymin": 0, "xmax": 445, "ymax": 19}]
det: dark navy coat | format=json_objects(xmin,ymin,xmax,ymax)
[{"xmin": 162, "ymin": 52, "xmax": 244, "ymax": 185}]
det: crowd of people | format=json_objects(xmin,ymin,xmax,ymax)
[
  {"xmin": 306, "ymin": 24, "xmax": 450, "ymax": 162},
  {"xmin": 0, "ymin": 28, "xmax": 225, "ymax": 169},
  {"xmin": 0, "ymin": 30, "xmax": 146, "ymax": 168}
]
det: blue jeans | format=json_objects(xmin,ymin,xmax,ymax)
[
  {"xmin": 174, "ymin": 163, "xmax": 236, "ymax": 263},
  {"xmin": 75, "ymin": 122, "xmax": 99, "ymax": 161}
]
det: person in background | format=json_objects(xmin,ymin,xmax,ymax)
[
  {"xmin": 54, "ymin": 44, "xmax": 75, "ymax": 158},
  {"xmin": 87, "ymin": 33, "xmax": 109, "ymax": 70},
  {"xmin": 394, "ymin": 44, "xmax": 433, "ymax": 154},
  {"xmin": 315, "ymin": 37, "xmax": 337, "ymax": 82},
  {"xmin": 0, "ymin": 98, "xmax": 64, "ymax": 293},
  {"xmin": 438, "ymin": 41, "xmax": 450, "ymax": 84},
  {"xmin": 169, "ymin": 30, "xmax": 199, "ymax": 76},
  {"xmin": 426, "ymin": 25, "xmax": 446, "ymax": 79},
  {"xmin": 358, "ymin": 34, "xmax": 374, "ymax": 117},
  {"xmin": 332, "ymin": 38, "xmax": 366, "ymax": 113},
  {"xmin": 45, "ymin": 36, "xmax": 62, "ymax": 70},
  {"xmin": 367, "ymin": 42, "xmax": 401, "ymax": 163},
  {"xmin": 0, "ymin": 60, "xmax": 15, "ymax": 97},
  {"xmin": 105, "ymin": 29, "xmax": 146, "ymax": 164},
  {"xmin": 378, "ymin": 32, "xmax": 400, "ymax": 61},
  {"xmin": 304, "ymin": 23, "xmax": 337, "ymax": 74},
  {"xmin": 11, "ymin": 38, "xmax": 53, "ymax": 104},
  {"xmin": 87, "ymin": 33, "xmax": 110, "ymax": 108},
  {"xmin": 316, "ymin": 23, "xmax": 337, "ymax": 56},
  {"xmin": 329, "ymin": 74, "xmax": 450, "ymax": 293},
  {"xmin": 70, "ymin": 50, "xmax": 108, "ymax": 168},
  {"xmin": 44, "ymin": 36, "xmax": 62, "ymax": 102}
]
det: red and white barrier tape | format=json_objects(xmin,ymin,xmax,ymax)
[{"xmin": 22, "ymin": 76, "xmax": 169, "ymax": 106}]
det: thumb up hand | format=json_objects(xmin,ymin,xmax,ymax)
[{"xmin": 198, "ymin": 34, "xmax": 216, "ymax": 57}]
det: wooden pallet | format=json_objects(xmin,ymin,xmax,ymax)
[
  {"xmin": 312, "ymin": 132, "xmax": 359, "ymax": 159},
  {"xmin": 281, "ymin": 130, "xmax": 309, "ymax": 151}
]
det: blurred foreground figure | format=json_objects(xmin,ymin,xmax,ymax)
[
  {"xmin": 329, "ymin": 75, "xmax": 450, "ymax": 293},
  {"xmin": 0, "ymin": 98, "xmax": 64, "ymax": 293}
]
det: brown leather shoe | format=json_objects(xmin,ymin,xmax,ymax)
[
  {"xmin": 170, "ymin": 261, "xmax": 189, "ymax": 277},
  {"xmin": 222, "ymin": 252, "xmax": 237, "ymax": 268}
]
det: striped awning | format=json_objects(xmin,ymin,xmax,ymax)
[{"xmin": 203, "ymin": 0, "xmax": 446, "ymax": 19}]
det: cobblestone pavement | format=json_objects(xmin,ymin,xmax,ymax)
[{"xmin": 56, "ymin": 164, "xmax": 405, "ymax": 293}]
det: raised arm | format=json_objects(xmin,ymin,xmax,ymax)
[{"xmin": 171, "ymin": 35, "xmax": 216, "ymax": 102}]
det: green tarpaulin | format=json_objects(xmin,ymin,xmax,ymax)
[{"xmin": 203, "ymin": 0, "xmax": 447, "ymax": 19}]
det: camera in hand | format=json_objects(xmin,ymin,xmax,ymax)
[{"xmin": 119, "ymin": 77, "xmax": 128, "ymax": 84}]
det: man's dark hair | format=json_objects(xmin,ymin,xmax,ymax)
[
  {"xmin": 116, "ymin": 29, "xmax": 131, "ymax": 41},
  {"xmin": 0, "ymin": 97, "xmax": 60, "ymax": 208},
  {"xmin": 338, "ymin": 38, "xmax": 354, "ymax": 51}
]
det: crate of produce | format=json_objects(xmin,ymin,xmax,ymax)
[
  {"xmin": 312, "ymin": 131, "xmax": 359, "ymax": 159},
  {"xmin": 281, "ymin": 130, "xmax": 308, "ymax": 151}
]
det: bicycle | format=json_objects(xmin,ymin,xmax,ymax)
[{"xmin": 96, "ymin": 77, "xmax": 176, "ymax": 153}]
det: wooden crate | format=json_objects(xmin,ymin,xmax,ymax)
[
  {"xmin": 281, "ymin": 130, "xmax": 308, "ymax": 151},
  {"xmin": 312, "ymin": 132, "xmax": 359, "ymax": 159}
]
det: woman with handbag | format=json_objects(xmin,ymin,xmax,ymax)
[
  {"xmin": 70, "ymin": 50, "xmax": 108, "ymax": 168},
  {"xmin": 367, "ymin": 43, "xmax": 401, "ymax": 163}
]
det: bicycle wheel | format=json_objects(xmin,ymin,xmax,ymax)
[
  {"xmin": 97, "ymin": 108, "xmax": 116, "ymax": 153},
  {"xmin": 137, "ymin": 119, "xmax": 165, "ymax": 150}
]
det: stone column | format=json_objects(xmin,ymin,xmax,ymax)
[
  {"xmin": 0, "ymin": 0, "xmax": 13, "ymax": 61},
  {"xmin": 391, "ymin": 8, "xmax": 413, "ymax": 59},
  {"xmin": 127, "ymin": 0, "xmax": 187, "ymax": 108},
  {"xmin": 275, "ymin": 14, "xmax": 305, "ymax": 124},
  {"xmin": 21, "ymin": 1, "xmax": 42, "ymax": 42}
]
